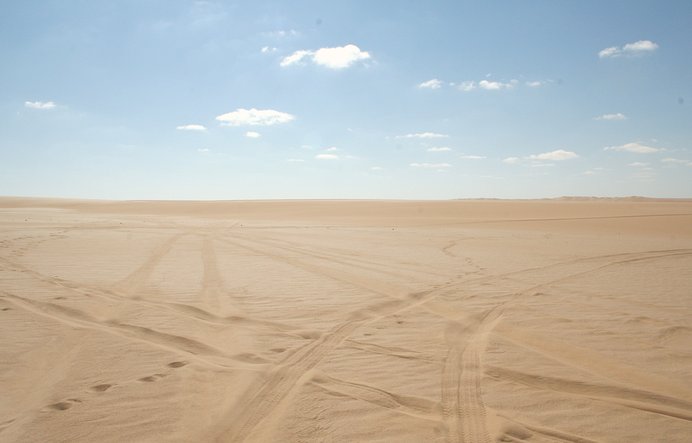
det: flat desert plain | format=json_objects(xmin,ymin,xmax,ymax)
[{"xmin": 0, "ymin": 198, "xmax": 691, "ymax": 443}]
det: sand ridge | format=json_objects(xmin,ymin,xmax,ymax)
[{"xmin": 0, "ymin": 198, "xmax": 691, "ymax": 442}]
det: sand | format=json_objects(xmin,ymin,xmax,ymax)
[{"xmin": 0, "ymin": 197, "xmax": 691, "ymax": 442}]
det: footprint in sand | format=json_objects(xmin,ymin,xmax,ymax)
[
  {"xmin": 167, "ymin": 361, "xmax": 188, "ymax": 368},
  {"xmin": 48, "ymin": 398, "xmax": 82, "ymax": 411},
  {"xmin": 138, "ymin": 373, "xmax": 167, "ymax": 383},
  {"xmin": 90, "ymin": 383, "xmax": 113, "ymax": 392}
]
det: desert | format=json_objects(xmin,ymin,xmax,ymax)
[{"xmin": 0, "ymin": 197, "xmax": 691, "ymax": 442}]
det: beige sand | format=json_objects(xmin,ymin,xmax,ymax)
[{"xmin": 1, "ymin": 197, "xmax": 691, "ymax": 442}]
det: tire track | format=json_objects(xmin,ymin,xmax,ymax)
[
  {"xmin": 200, "ymin": 236, "xmax": 223, "ymax": 312},
  {"xmin": 115, "ymin": 232, "xmax": 186, "ymax": 297}
]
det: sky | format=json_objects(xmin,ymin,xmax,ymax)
[{"xmin": 1, "ymin": 0, "xmax": 691, "ymax": 199}]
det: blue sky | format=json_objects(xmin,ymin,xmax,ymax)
[{"xmin": 1, "ymin": 0, "xmax": 691, "ymax": 199}]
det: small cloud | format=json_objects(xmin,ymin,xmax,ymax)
[
  {"xmin": 418, "ymin": 78, "xmax": 443, "ymax": 89},
  {"xmin": 264, "ymin": 29, "xmax": 299, "ymax": 38},
  {"xmin": 459, "ymin": 154, "xmax": 486, "ymax": 159},
  {"xmin": 458, "ymin": 79, "xmax": 517, "ymax": 91},
  {"xmin": 479, "ymin": 79, "xmax": 517, "ymax": 90},
  {"xmin": 458, "ymin": 81, "xmax": 476, "ymax": 92},
  {"xmin": 315, "ymin": 154, "xmax": 339, "ymax": 160},
  {"xmin": 325, "ymin": 146, "xmax": 339, "ymax": 152},
  {"xmin": 583, "ymin": 170, "xmax": 597, "ymax": 175},
  {"xmin": 526, "ymin": 81, "xmax": 544, "ymax": 88},
  {"xmin": 427, "ymin": 146, "xmax": 452, "ymax": 152},
  {"xmin": 25, "ymin": 100, "xmax": 56, "ymax": 110},
  {"xmin": 397, "ymin": 132, "xmax": 448, "ymax": 139},
  {"xmin": 370, "ymin": 166, "xmax": 384, "ymax": 171},
  {"xmin": 410, "ymin": 162, "xmax": 451, "ymax": 169},
  {"xmin": 286, "ymin": 158, "xmax": 305, "ymax": 162},
  {"xmin": 503, "ymin": 157, "xmax": 520, "ymax": 164},
  {"xmin": 528, "ymin": 149, "xmax": 579, "ymax": 161},
  {"xmin": 245, "ymin": 131, "xmax": 261, "ymax": 138},
  {"xmin": 281, "ymin": 44, "xmax": 370, "ymax": 69},
  {"xmin": 595, "ymin": 113, "xmax": 627, "ymax": 121},
  {"xmin": 197, "ymin": 148, "xmax": 210, "ymax": 153},
  {"xmin": 280, "ymin": 50, "xmax": 313, "ymax": 67},
  {"xmin": 261, "ymin": 46, "xmax": 277, "ymax": 53},
  {"xmin": 628, "ymin": 162, "xmax": 649, "ymax": 167},
  {"xmin": 216, "ymin": 108, "xmax": 295, "ymax": 126},
  {"xmin": 661, "ymin": 157, "xmax": 692, "ymax": 166},
  {"xmin": 599, "ymin": 40, "xmax": 658, "ymax": 58},
  {"xmin": 604, "ymin": 142, "xmax": 663, "ymax": 154},
  {"xmin": 177, "ymin": 124, "xmax": 207, "ymax": 131}
]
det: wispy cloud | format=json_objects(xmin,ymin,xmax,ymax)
[
  {"xmin": 418, "ymin": 78, "xmax": 443, "ymax": 89},
  {"xmin": 177, "ymin": 124, "xmax": 207, "ymax": 131},
  {"xmin": 245, "ymin": 131, "xmax": 261, "ymax": 138},
  {"xmin": 458, "ymin": 79, "xmax": 518, "ymax": 92},
  {"xmin": 315, "ymin": 154, "xmax": 339, "ymax": 160},
  {"xmin": 459, "ymin": 154, "xmax": 486, "ymax": 159},
  {"xmin": 526, "ymin": 81, "xmax": 544, "ymax": 88},
  {"xmin": 410, "ymin": 162, "xmax": 451, "ymax": 169},
  {"xmin": 604, "ymin": 142, "xmax": 663, "ymax": 154},
  {"xmin": 427, "ymin": 146, "xmax": 452, "ymax": 152},
  {"xmin": 281, "ymin": 44, "xmax": 370, "ymax": 69},
  {"xmin": 370, "ymin": 166, "xmax": 384, "ymax": 171},
  {"xmin": 264, "ymin": 29, "xmax": 299, "ymax": 38},
  {"xmin": 503, "ymin": 157, "xmax": 520, "ymax": 164},
  {"xmin": 24, "ymin": 100, "xmax": 56, "ymax": 110},
  {"xmin": 661, "ymin": 157, "xmax": 692, "ymax": 166},
  {"xmin": 595, "ymin": 113, "xmax": 627, "ymax": 121},
  {"xmin": 197, "ymin": 148, "xmax": 210, "ymax": 153},
  {"xmin": 628, "ymin": 162, "xmax": 649, "ymax": 167},
  {"xmin": 528, "ymin": 149, "xmax": 579, "ymax": 161},
  {"xmin": 261, "ymin": 46, "xmax": 277, "ymax": 53},
  {"xmin": 216, "ymin": 108, "xmax": 295, "ymax": 126},
  {"xmin": 397, "ymin": 132, "xmax": 448, "ymax": 139},
  {"xmin": 598, "ymin": 40, "xmax": 658, "ymax": 58},
  {"xmin": 324, "ymin": 146, "xmax": 339, "ymax": 152}
]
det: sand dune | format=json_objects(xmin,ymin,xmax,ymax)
[{"xmin": 1, "ymin": 198, "xmax": 691, "ymax": 442}]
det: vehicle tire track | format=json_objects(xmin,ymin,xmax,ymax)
[{"xmin": 115, "ymin": 232, "xmax": 186, "ymax": 297}]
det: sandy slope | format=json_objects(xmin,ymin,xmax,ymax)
[{"xmin": 0, "ymin": 198, "xmax": 691, "ymax": 442}]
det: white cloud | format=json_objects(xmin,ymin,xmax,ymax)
[
  {"xmin": 264, "ymin": 29, "xmax": 299, "ymax": 38},
  {"xmin": 286, "ymin": 158, "xmax": 305, "ymax": 162},
  {"xmin": 661, "ymin": 158, "xmax": 692, "ymax": 166},
  {"xmin": 370, "ymin": 166, "xmax": 384, "ymax": 171},
  {"xmin": 628, "ymin": 162, "xmax": 649, "ymax": 167},
  {"xmin": 479, "ymin": 79, "xmax": 517, "ymax": 90},
  {"xmin": 216, "ymin": 108, "xmax": 295, "ymax": 126},
  {"xmin": 583, "ymin": 170, "xmax": 597, "ymax": 175},
  {"xmin": 595, "ymin": 113, "xmax": 627, "ymax": 121},
  {"xmin": 526, "ymin": 81, "xmax": 544, "ymax": 88},
  {"xmin": 315, "ymin": 154, "xmax": 339, "ymax": 160},
  {"xmin": 245, "ymin": 131, "xmax": 261, "ymax": 138},
  {"xmin": 604, "ymin": 142, "xmax": 662, "ymax": 154},
  {"xmin": 528, "ymin": 149, "xmax": 579, "ymax": 161},
  {"xmin": 177, "ymin": 124, "xmax": 207, "ymax": 131},
  {"xmin": 458, "ymin": 81, "xmax": 476, "ymax": 92},
  {"xmin": 458, "ymin": 79, "xmax": 517, "ymax": 91},
  {"xmin": 281, "ymin": 44, "xmax": 371, "ymax": 69},
  {"xmin": 325, "ymin": 146, "xmax": 339, "ymax": 152},
  {"xmin": 427, "ymin": 146, "xmax": 452, "ymax": 152},
  {"xmin": 397, "ymin": 132, "xmax": 448, "ymax": 139},
  {"xmin": 418, "ymin": 78, "xmax": 443, "ymax": 89},
  {"xmin": 459, "ymin": 154, "xmax": 486, "ymax": 159},
  {"xmin": 25, "ymin": 100, "xmax": 56, "ymax": 110},
  {"xmin": 197, "ymin": 148, "xmax": 210, "ymax": 153},
  {"xmin": 410, "ymin": 162, "xmax": 451, "ymax": 169},
  {"xmin": 280, "ymin": 50, "xmax": 313, "ymax": 67},
  {"xmin": 599, "ymin": 40, "xmax": 658, "ymax": 58},
  {"xmin": 503, "ymin": 157, "xmax": 520, "ymax": 164},
  {"xmin": 261, "ymin": 46, "xmax": 277, "ymax": 53}
]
